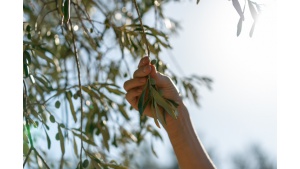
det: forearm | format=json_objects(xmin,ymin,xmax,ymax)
[{"xmin": 165, "ymin": 101, "xmax": 216, "ymax": 169}]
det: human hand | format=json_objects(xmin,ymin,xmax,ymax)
[{"xmin": 123, "ymin": 57, "xmax": 182, "ymax": 125}]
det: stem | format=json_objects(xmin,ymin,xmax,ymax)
[
  {"xmin": 69, "ymin": 20, "xmax": 84, "ymax": 168},
  {"xmin": 23, "ymin": 148, "xmax": 33, "ymax": 168},
  {"xmin": 33, "ymin": 148, "xmax": 51, "ymax": 169},
  {"xmin": 25, "ymin": 118, "xmax": 34, "ymax": 148},
  {"xmin": 132, "ymin": 0, "xmax": 150, "ymax": 58},
  {"xmin": 24, "ymin": 81, "xmax": 35, "ymax": 149}
]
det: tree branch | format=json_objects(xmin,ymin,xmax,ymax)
[
  {"xmin": 69, "ymin": 19, "xmax": 85, "ymax": 168},
  {"xmin": 132, "ymin": 0, "xmax": 150, "ymax": 58}
]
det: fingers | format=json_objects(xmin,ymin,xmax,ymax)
[
  {"xmin": 133, "ymin": 64, "xmax": 152, "ymax": 78},
  {"xmin": 125, "ymin": 88, "xmax": 142, "ymax": 109},
  {"xmin": 123, "ymin": 77, "xmax": 147, "ymax": 92},
  {"xmin": 138, "ymin": 56, "xmax": 150, "ymax": 68},
  {"xmin": 149, "ymin": 64, "xmax": 168, "ymax": 87},
  {"xmin": 133, "ymin": 57, "xmax": 152, "ymax": 78}
]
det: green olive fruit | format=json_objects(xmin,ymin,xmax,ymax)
[{"xmin": 151, "ymin": 59, "xmax": 157, "ymax": 65}]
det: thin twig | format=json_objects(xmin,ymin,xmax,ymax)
[
  {"xmin": 33, "ymin": 148, "xmax": 51, "ymax": 169},
  {"xmin": 25, "ymin": 118, "xmax": 34, "ymax": 147},
  {"xmin": 69, "ymin": 19, "xmax": 84, "ymax": 168},
  {"xmin": 70, "ymin": 17, "xmax": 104, "ymax": 25},
  {"xmin": 132, "ymin": 0, "xmax": 150, "ymax": 58},
  {"xmin": 23, "ymin": 147, "xmax": 33, "ymax": 168}
]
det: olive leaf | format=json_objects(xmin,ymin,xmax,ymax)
[
  {"xmin": 237, "ymin": 17, "xmax": 243, "ymax": 37},
  {"xmin": 154, "ymin": 100, "xmax": 166, "ymax": 127},
  {"xmin": 150, "ymin": 85, "xmax": 177, "ymax": 120},
  {"xmin": 63, "ymin": 0, "xmax": 70, "ymax": 24},
  {"xmin": 138, "ymin": 79, "xmax": 148, "ymax": 116},
  {"xmin": 66, "ymin": 91, "xmax": 77, "ymax": 122},
  {"xmin": 249, "ymin": 21, "xmax": 256, "ymax": 37},
  {"xmin": 137, "ymin": 59, "xmax": 179, "ymax": 128},
  {"xmin": 232, "ymin": 0, "xmax": 244, "ymax": 20},
  {"xmin": 150, "ymin": 100, "xmax": 160, "ymax": 128},
  {"xmin": 44, "ymin": 129, "xmax": 51, "ymax": 149},
  {"xmin": 248, "ymin": 0, "xmax": 258, "ymax": 37},
  {"xmin": 58, "ymin": 125, "xmax": 65, "ymax": 155},
  {"xmin": 248, "ymin": 0, "xmax": 258, "ymax": 20}
]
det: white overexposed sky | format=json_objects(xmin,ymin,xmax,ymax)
[
  {"xmin": 148, "ymin": 0, "xmax": 277, "ymax": 168},
  {"xmin": 3, "ymin": 0, "xmax": 300, "ymax": 168}
]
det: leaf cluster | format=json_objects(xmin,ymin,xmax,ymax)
[
  {"xmin": 23, "ymin": 0, "xmax": 212, "ymax": 168},
  {"xmin": 230, "ymin": 0, "xmax": 262, "ymax": 37}
]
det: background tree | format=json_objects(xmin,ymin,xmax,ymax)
[
  {"xmin": 23, "ymin": 0, "xmax": 263, "ymax": 168},
  {"xmin": 231, "ymin": 143, "xmax": 277, "ymax": 169}
]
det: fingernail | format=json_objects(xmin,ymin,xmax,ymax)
[{"xmin": 142, "ymin": 57, "xmax": 148, "ymax": 64}]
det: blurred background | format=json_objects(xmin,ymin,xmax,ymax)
[
  {"xmin": 141, "ymin": 0, "xmax": 277, "ymax": 168},
  {"xmin": 21, "ymin": 0, "xmax": 277, "ymax": 168}
]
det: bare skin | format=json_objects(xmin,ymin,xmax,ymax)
[{"xmin": 124, "ymin": 57, "xmax": 216, "ymax": 169}]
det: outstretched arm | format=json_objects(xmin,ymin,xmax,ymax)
[{"xmin": 123, "ymin": 57, "xmax": 216, "ymax": 169}]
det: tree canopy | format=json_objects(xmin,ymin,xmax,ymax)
[{"xmin": 23, "ymin": 0, "xmax": 262, "ymax": 168}]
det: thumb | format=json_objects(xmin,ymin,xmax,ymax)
[{"xmin": 149, "ymin": 65, "xmax": 170, "ymax": 87}]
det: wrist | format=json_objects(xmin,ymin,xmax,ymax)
[{"xmin": 164, "ymin": 100, "xmax": 189, "ymax": 137}]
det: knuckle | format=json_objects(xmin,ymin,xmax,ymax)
[
  {"xmin": 123, "ymin": 81, "xmax": 128, "ymax": 91},
  {"xmin": 125, "ymin": 93, "xmax": 130, "ymax": 100}
]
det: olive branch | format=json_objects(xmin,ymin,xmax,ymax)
[{"xmin": 132, "ymin": 0, "xmax": 179, "ymax": 128}]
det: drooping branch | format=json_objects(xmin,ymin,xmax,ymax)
[
  {"xmin": 69, "ymin": 19, "xmax": 85, "ymax": 168},
  {"xmin": 132, "ymin": 0, "xmax": 150, "ymax": 58}
]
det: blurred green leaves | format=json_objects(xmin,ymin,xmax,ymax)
[{"xmin": 23, "ymin": 0, "xmax": 213, "ymax": 168}]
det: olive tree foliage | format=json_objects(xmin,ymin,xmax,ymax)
[
  {"xmin": 23, "ymin": 0, "xmax": 214, "ymax": 168},
  {"xmin": 231, "ymin": 144, "xmax": 277, "ymax": 169},
  {"xmin": 23, "ymin": 0, "xmax": 261, "ymax": 168}
]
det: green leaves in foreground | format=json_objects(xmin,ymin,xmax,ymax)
[{"xmin": 138, "ymin": 60, "xmax": 179, "ymax": 128}]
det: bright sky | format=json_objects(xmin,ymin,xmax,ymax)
[
  {"xmin": 149, "ymin": 0, "xmax": 277, "ymax": 168},
  {"xmin": 4, "ymin": 0, "xmax": 300, "ymax": 168}
]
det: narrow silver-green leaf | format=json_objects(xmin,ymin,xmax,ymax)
[
  {"xmin": 102, "ymin": 126, "xmax": 110, "ymax": 152},
  {"xmin": 150, "ymin": 100, "xmax": 160, "ymax": 128},
  {"xmin": 72, "ymin": 131, "xmax": 97, "ymax": 146},
  {"xmin": 34, "ymin": 49, "xmax": 55, "ymax": 65},
  {"xmin": 154, "ymin": 101, "xmax": 166, "ymax": 127},
  {"xmin": 197, "ymin": 0, "xmax": 200, "ymax": 4},
  {"xmin": 150, "ymin": 86, "xmax": 177, "ymax": 119},
  {"xmin": 73, "ymin": 136, "xmax": 79, "ymax": 157},
  {"xmin": 167, "ymin": 100, "xmax": 179, "ymax": 117},
  {"xmin": 232, "ymin": 0, "xmax": 244, "ymax": 20},
  {"xmin": 44, "ymin": 129, "xmax": 51, "ymax": 149},
  {"xmin": 237, "ymin": 17, "xmax": 243, "ymax": 37},
  {"xmin": 249, "ymin": 21, "xmax": 256, "ymax": 37},
  {"xmin": 82, "ymin": 86, "xmax": 100, "ymax": 99},
  {"xmin": 58, "ymin": 125, "xmax": 65, "ymax": 155},
  {"xmin": 248, "ymin": 0, "xmax": 258, "ymax": 20},
  {"xmin": 118, "ymin": 105, "xmax": 130, "ymax": 120},
  {"xmin": 66, "ymin": 91, "xmax": 77, "ymax": 122},
  {"xmin": 138, "ymin": 81, "xmax": 149, "ymax": 116},
  {"xmin": 105, "ymin": 86, "xmax": 125, "ymax": 95},
  {"xmin": 166, "ymin": 99, "xmax": 179, "ymax": 108}
]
